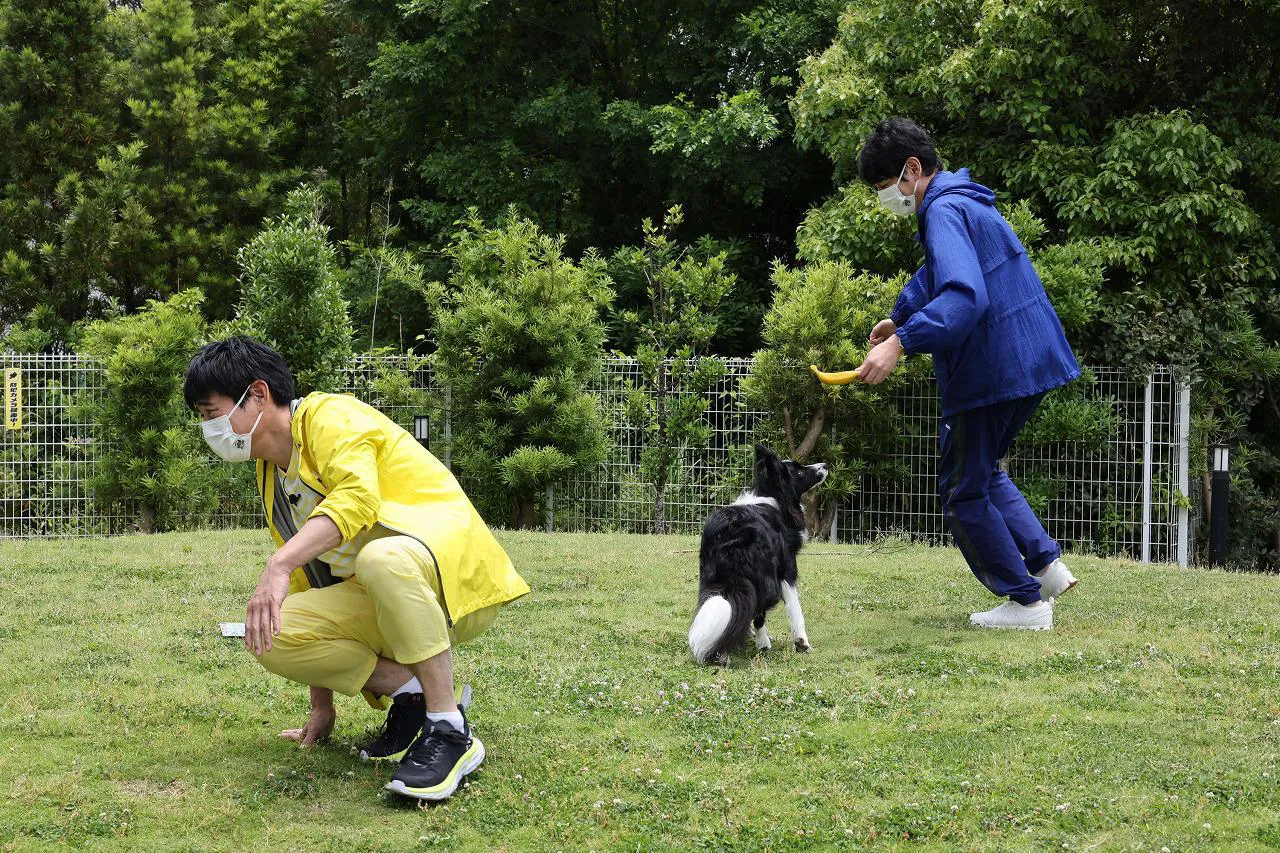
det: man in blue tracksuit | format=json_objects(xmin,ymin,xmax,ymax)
[{"xmin": 855, "ymin": 117, "xmax": 1081, "ymax": 630}]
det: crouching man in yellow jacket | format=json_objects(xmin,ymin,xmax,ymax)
[{"xmin": 184, "ymin": 336, "xmax": 529, "ymax": 801}]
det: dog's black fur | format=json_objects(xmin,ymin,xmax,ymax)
[{"xmin": 688, "ymin": 444, "xmax": 827, "ymax": 665}]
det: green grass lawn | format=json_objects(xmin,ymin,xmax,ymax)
[{"xmin": 1, "ymin": 530, "xmax": 1278, "ymax": 851}]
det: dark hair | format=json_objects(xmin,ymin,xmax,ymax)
[
  {"xmin": 857, "ymin": 117, "xmax": 941, "ymax": 185},
  {"xmin": 184, "ymin": 335, "xmax": 296, "ymax": 409}
]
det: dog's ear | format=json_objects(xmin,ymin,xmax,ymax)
[{"xmin": 754, "ymin": 443, "xmax": 781, "ymax": 478}]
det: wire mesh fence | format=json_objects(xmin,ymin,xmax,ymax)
[
  {"xmin": 1, "ymin": 354, "xmax": 117, "ymax": 537},
  {"xmin": 0, "ymin": 353, "xmax": 1191, "ymax": 563},
  {"xmin": 843, "ymin": 367, "xmax": 1189, "ymax": 564},
  {"xmin": 558, "ymin": 357, "xmax": 766, "ymax": 537},
  {"xmin": 558, "ymin": 359, "xmax": 1190, "ymax": 564}
]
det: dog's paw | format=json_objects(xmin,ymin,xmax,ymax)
[
  {"xmin": 794, "ymin": 637, "xmax": 812, "ymax": 654},
  {"xmin": 754, "ymin": 636, "xmax": 772, "ymax": 652},
  {"xmin": 714, "ymin": 652, "xmax": 730, "ymax": 667}
]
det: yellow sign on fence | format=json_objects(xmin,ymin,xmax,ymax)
[{"xmin": 4, "ymin": 367, "xmax": 21, "ymax": 431}]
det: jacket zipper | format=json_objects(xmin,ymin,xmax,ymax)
[{"xmin": 377, "ymin": 521, "xmax": 454, "ymax": 630}]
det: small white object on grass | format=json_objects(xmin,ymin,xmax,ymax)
[{"xmin": 218, "ymin": 622, "xmax": 246, "ymax": 638}]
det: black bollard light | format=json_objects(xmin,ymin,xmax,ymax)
[
  {"xmin": 413, "ymin": 415, "xmax": 431, "ymax": 451},
  {"xmin": 1209, "ymin": 443, "xmax": 1230, "ymax": 566}
]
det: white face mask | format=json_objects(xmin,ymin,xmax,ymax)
[
  {"xmin": 201, "ymin": 386, "xmax": 263, "ymax": 463},
  {"xmin": 877, "ymin": 160, "xmax": 919, "ymax": 216}
]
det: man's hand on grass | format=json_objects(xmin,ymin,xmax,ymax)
[{"xmin": 280, "ymin": 687, "xmax": 335, "ymax": 747}]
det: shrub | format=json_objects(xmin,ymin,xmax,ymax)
[{"xmin": 427, "ymin": 209, "xmax": 613, "ymax": 527}]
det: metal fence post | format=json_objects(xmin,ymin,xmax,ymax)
[
  {"xmin": 443, "ymin": 384, "xmax": 452, "ymax": 471},
  {"xmin": 545, "ymin": 483, "xmax": 554, "ymax": 533},
  {"xmin": 1176, "ymin": 375, "xmax": 1191, "ymax": 568},
  {"xmin": 828, "ymin": 421, "xmax": 838, "ymax": 543},
  {"xmin": 1140, "ymin": 372, "xmax": 1154, "ymax": 564}
]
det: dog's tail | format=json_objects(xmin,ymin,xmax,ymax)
[{"xmin": 688, "ymin": 583, "xmax": 757, "ymax": 664}]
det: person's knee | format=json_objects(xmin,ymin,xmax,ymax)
[
  {"xmin": 941, "ymin": 474, "xmax": 990, "ymax": 507},
  {"xmin": 353, "ymin": 538, "xmax": 422, "ymax": 588},
  {"xmin": 943, "ymin": 491, "xmax": 989, "ymax": 523},
  {"xmin": 939, "ymin": 481, "xmax": 969, "ymax": 511}
]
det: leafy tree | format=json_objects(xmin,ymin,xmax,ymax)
[
  {"xmin": 203, "ymin": 0, "xmax": 328, "ymax": 239},
  {"xmin": 0, "ymin": 0, "xmax": 120, "ymax": 333},
  {"xmin": 743, "ymin": 260, "xmax": 924, "ymax": 538},
  {"xmin": 790, "ymin": 0, "xmax": 1280, "ymax": 565},
  {"xmin": 617, "ymin": 206, "xmax": 734, "ymax": 532},
  {"xmin": 427, "ymin": 209, "xmax": 613, "ymax": 528},
  {"xmin": 233, "ymin": 185, "xmax": 353, "ymax": 394},
  {"xmin": 78, "ymin": 288, "xmax": 217, "ymax": 533},
  {"xmin": 340, "ymin": 0, "xmax": 841, "ymax": 354},
  {"xmin": 112, "ymin": 0, "xmax": 219, "ymax": 307},
  {"xmin": 339, "ymin": 179, "xmax": 434, "ymax": 352},
  {"xmin": 25, "ymin": 0, "xmax": 316, "ymax": 329},
  {"xmin": 113, "ymin": 0, "xmax": 307, "ymax": 313}
]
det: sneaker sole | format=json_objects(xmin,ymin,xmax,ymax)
[
  {"xmin": 1036, "ymin": 568, "xmax": 1079, "ymax": 601},
  {"xmin": 360, "ymin": 746, "xmax": 409, "ymax": 762},
  {"xmin": 1037, "ymin": 581, "xmax": 1077, "ymax": 601},
  {"xmin": 384, "ymin": 738, "xmax": 486, "ymax": 801},
  {"xmin": 969, "ymin": 620, "xmax": 1053, "ymax": 631}
]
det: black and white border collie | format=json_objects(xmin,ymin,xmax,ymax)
[{"xmin": 688, "ymin": 444, "xmax": 828, "ymax": 665}]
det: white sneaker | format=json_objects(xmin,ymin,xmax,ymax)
[
  {"xmin": 1035, "ymin": 558, "xmax": 1078, "ymax": 600},
  {"xmin": 969, "ymin": 600, "xmax": 1053, "ymax": 631}
]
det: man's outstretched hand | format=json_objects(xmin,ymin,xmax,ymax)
[
  {"xmin": 857, "ymin": 334, "xmax": 904, "ymax": 385},
  {"xmin": 245, "ymin": 559, "xmax": 291, "ymax": 656}
]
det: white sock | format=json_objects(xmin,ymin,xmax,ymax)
[
  {"xmin": 391, "ymin": 677, "xmax": 422, "ymax": 698},
  {"xmin": 427, "ymin": 709, "xmax": 465, "ymax": 733}
]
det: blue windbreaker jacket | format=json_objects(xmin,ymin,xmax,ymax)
[{"xmin": 890, "ymin": 169, "xmax": 1080, "ymax": 416}]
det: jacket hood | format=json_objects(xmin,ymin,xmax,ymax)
[{"xmin": 918, "ymin": 168, "xmax": 996, "ymax": 219}]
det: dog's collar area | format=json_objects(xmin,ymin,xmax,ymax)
[{"xmin": 731, "ymin": 491, "xmax": 780, "ymax": 509}]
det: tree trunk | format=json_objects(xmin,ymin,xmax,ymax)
[
  {"xmin": 512, "ymin": 495, "xmax": 536, "ymax": 530},
  {"xmin": 653, "ymin": 359, "xmax": 669, "ymax": 534},
  {"xmin": 1202, "ymin": 432, "xmax": 1213, "ymax": 545},
  {"xmin": 139, "ymin": 504, "xmax": 156, "ymax": 535},
  {"xmin": 794, "ymin": 405, "xmax": 826, "ymax": 462},
  {"xmin": 803, "ymin": 492, "xmax": 835, "ymax": 541},
  {"xmin": 654, "ymin": 480, "xmax": 666, "ymax": 535}
]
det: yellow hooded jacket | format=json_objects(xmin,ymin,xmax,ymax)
[{"xmin": 255, "ymin": 392, "xmax": 530, "ymax": 626}]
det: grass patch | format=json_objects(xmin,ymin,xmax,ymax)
[{"xmin": 1, "ymin": 530, "xmax": 1278, "ymax": 850}]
